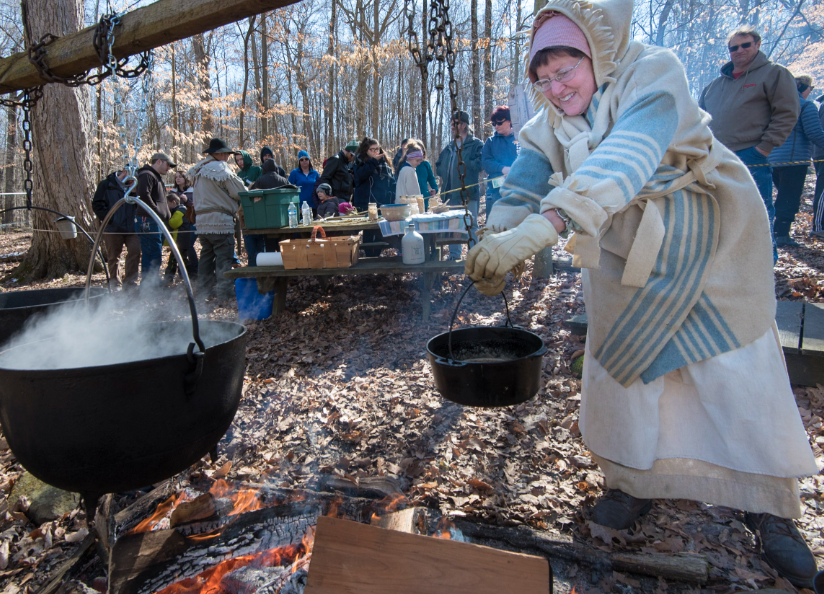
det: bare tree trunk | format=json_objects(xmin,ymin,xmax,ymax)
[
  {"xmin": 370, "ymin": 0, "xmax": 380, "ymax": 136},
  {"xmin": 419, "ymin": 2, "xmax": 428, "ymax": 148},
  {"xmin": 470, "ymin": 0, "xmax": 481, "ymax": 134},
  {"xmin": 192, "ymin": 34, "xmax": 213, "ymax": 139},
  {"xmin": 20, "ymin": 0, "xmax": 97, "ymax": 279},
  {"xmin": 3, "ymin": 103, "xmax": 16, "ymax": 226},
  {"xmin": 239, "ymin": 16, "xmax": 256, "ymax": 149},
  {"xmin": 512, "ymin": 0, "xmax": 522, "ymax": 87},
  {"xmin": 354, "ymin": 0, "xmax": 367, "ymax": 138},
  {"xmin": 171, "ymin": 44, "xmax": 178, "ymax": 144},
  {"xmin": 261, "ymin": 14, "xmax": 271, "ymax": 141},
  {"xmin": 325, "ymin": 0, "xmax": 337, "ymax": 157},
  {"xmin": 483, "ymin": 0, "xmax": 493, "ymax": 135},
  {"xmin": 251, "ymin": 25, "xmax": 262, "ymax": 142}
]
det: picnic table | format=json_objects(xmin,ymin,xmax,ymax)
[{"xmin": 227, "ymin": 215, "xmax": 471, "ymax": 319}]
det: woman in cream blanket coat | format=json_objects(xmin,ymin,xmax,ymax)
[{"xmin": 466, "ymin": 0, "xmax": 819, "ymax": 584}]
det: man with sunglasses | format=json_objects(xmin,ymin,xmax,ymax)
[
  {"xmin": 481, "ymin": 106, "xmax": 519, "ymax": 217},
  {"xmin": 699, "ymin": 25, "xmax": 799, "ymax": 262}
]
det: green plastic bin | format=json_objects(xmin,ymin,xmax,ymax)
[{"xmin": 239, "ymin": 187, "xmax": 300, "ymax": 229}]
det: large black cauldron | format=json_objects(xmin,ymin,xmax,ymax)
[
  {"xmin": 427, "ymin": 282, "xmax": 547, "ymax": 407},
  {"xmin": 0, "ymin": 195, "xmax": 247, "ymax": 514},
  {"xmin": 0, "ymin": 287, "xmax": 108, "ymax": 345},
  {"xmin": 0, "ymin": 320, "xmax": 246, "ymax": 506}
]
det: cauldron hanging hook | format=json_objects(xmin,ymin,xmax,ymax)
[{"xmin": 85, "ymin": 193, "xmax": 207, "ymax": 359}]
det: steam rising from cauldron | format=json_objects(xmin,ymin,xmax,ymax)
[{"xmin": 0, "ymin": 289, "xmax": 238, "ymax": 370}]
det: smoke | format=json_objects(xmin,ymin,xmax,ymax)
[{"xmin": 0, "ymin": 286, "xmax": 240, "ymax": 370}]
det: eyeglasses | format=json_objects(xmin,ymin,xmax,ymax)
[
  {"xmin": 367, "ymin": 146, "xmax": 381, "ymax": 152},
  {"xmin": 531, "ymin": 57, "xmax": 585, "ymax": 93},
  {"xmin": 728, "ymin": 41, "xmax": 753, "ymax": 53},
  {"xmin": 299, "ymin": 157, "xmax": 309, "ymax": 161},
  {"xmin": 491, "ymin": 120, "xmax": 508, "ymax": 126}
]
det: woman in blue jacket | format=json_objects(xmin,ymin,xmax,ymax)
[
  {"xmin": 769, "ymin": 74, "xmax": 824, "ymax": 247},
  {"xmin": 288, "ymin": 150, "xmax": 320, "ymax": 211}
]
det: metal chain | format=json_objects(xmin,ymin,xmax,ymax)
[
  {"xmin": 26, "ymin": 15, "xmax": 151, "ymax": 89},
  {"xmin": 439, "ymin": 0, "xmax": 473, "ymax": 245},
  {"xmin": 405, "ymin": 0, "xmax": 472, "ymax": 245}
]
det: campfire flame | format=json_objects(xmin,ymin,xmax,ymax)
[
  {"xmin": 155, "ymin": 527, "xmax": 315, "ymax": 594},
  {"xmin": 433, "ymin": 517, "xmax": 455, "ymax": 540},
  {"xmin": 129, "ymin": 480, "xmax": 266, "ymax": 535},
  {"xmin": 210, "ymin": 479, "xmax": 263, "ymax": 516}
]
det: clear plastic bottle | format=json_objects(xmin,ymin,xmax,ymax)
[
  {"xmin": 301, "ymin": 201, "xmax": 312, "ymax": 226},
  {"xmin": 288, "ymin": 202, "xmax": 298, "ymax": 228}
]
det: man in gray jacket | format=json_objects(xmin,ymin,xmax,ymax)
[
  {"xmin": 699, "ymin": 25, "xmax": 799, "ymax": 261},
  {"xmin": 189, "ymin": 138, "xmax": 247, "ymax": 303}
]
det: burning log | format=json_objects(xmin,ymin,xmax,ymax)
[
  {"xmin": 454, "ymin": 519, "xmax": 709, "ymax": 584},
  {"xmin": 170, "ymin": 493, "xmax": 216, "ymax": 527},
  {"xmin": 369, "ymin": 507, "xmax": 429, "ymax": 535},
  {"xmin": 110, "ymin": 502, "xmax": 320, "ymax": 594}
]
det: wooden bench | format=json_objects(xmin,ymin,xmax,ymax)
[
  {"xmin": 225, "ymin": 257, "xmax": 466, "ymax": 320},
  {"xmin": 564, "ymin": 301, "xmax": 824, "ymax": 386}
]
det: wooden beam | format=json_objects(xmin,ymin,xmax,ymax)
[{"xmin": 0, "ymin": 0, "xmax": 301, "ymax": 94}]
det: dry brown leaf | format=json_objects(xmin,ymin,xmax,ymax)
[{"xmin": 213, "ymin": 461, "xmax": 232, "ymax": 479}]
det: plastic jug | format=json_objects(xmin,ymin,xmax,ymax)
[
  {"xmin": 288, "ymin": 202, "xmax": 298, "ymax": 228},
  {"xmin": 402, "ymin": 223, "xmax": 426, "ymax": 265}
]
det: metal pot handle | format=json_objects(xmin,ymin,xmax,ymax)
[
  {"xmin": 84, "ymin": 193, "xmax": 206, "ymax": 393},
  {"xmin": 447, "ymin": 280, "xmax": 512, "ymax": 361}
]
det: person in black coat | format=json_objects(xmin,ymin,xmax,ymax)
[
  {"xmin": 92, "ymin": 169, "xmax": 141, "ymax": 291},
  {"xmin": 260, "ymin": 146, "xmax": 287, "ymax": 177},
  {"xmin": 244, "ymin": 160, "xmax": 289, "ymax": 264},
  {"xmin": 315, "ymin": 140, "xmax": 359, "ymax": 202},
  {"xmin": 352, "ymin": 137, "xmax": 396, "ymax": 256},
  {"xmin": 251, "ymin": 159, "xmax": 290, "ymax": 190}
]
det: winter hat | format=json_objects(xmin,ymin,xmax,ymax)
[
  {"xmin": 260, "ymin": 146, "xmax": 274, "ymax": 162},
  {"xmin": 339, "ymin": 202, "xmax": 354, "ymax": 214},
  {"xmin": 261, "ymin": 160, "xmax": 278, "ymax": 173},
  {"xmin": 528, "ymin": 12, "xmax": 591, "ymax": 82},
  {"xmin": 317, "ymin": 183, "xmax": 332, "ymax": 196},
  {"xmin": 298, "ymin": 150, "xmax": 310, "ymax": 160},
  {"xmin": 406, "ymin": 150, "xmax": 424, "ymax": 160},
  {"xmin": 344, "ymin": 140, "xmax": 360, "ymax": 153}
]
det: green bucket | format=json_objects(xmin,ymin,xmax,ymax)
[{"xmin": 239, "ymin": 186, "xmax": 300, "ymax": 229}]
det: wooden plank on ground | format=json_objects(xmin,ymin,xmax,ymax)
[
  {"xmin": 801, "ymin": 302, "xmax": 824, "ymax": 358},
  {"xmin": 304, "ymin": 516, "xmax": 550, "ymax": 594},
  {"xmin": 775, "ymin": 301, "xmax": 803, "ymax": 355},
  {"xmin": 0, "ymin": 0, "xmax": 301, "ymax": 94}
]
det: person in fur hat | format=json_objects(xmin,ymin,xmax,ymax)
[
  {"xmin": 464, "ymin": 0, "xmax": 818, "ymax": 585},
  {"xmin": 189, "ymin": 138, "xmax": 247, "ymax": 303}
]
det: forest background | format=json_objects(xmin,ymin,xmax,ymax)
[{"xmin": 0, "ymin": 0, "xmax": 821, "ymax": 229}]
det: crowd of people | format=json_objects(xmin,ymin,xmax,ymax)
[{"xmin": 90, "ymin": 103, "xmax": 521, "ymax": 300}]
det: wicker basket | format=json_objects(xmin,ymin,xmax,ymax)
[
  {"xmin": 279, "ymin": 226, "xmax": 361, "ymax": 269},
  {"xmin": 380, "ymin": 204, "xmax": 411, "ymax": 222}
]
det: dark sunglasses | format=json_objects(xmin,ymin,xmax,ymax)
[
  {"xmin": 491, "ymin": 119, "xmax": 508, "ymax": 126},
  {"xmin": 728, "ymin": 41, "xmax": 753, "ymax": 53}
]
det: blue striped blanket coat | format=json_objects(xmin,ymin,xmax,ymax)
[{"xmin": 488, "ymin": 44, "xmax": 776, "ymax": 387}]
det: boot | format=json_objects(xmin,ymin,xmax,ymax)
[
  {"xmin": 591, "ymin": 489, "xmax": 652, "ymax": 530},
  {"xmin": 745, "ymin": 512, "xmax": 817, "ymax": 588},
  {"xmin": 775, "ymin": 235, "xmax": 801, "ymax": 248}
]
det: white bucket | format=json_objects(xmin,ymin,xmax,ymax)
[{"xmin": 54, "ymin": 216, "xmax": 77, "ymax": 240}]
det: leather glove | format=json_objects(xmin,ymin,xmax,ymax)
[
  {"xmin": 473, "ymin": 278, "xmax": 506, "ymax": 296},
  {"xmin": 465, "ymin": 214, "xmax": 559, "ymax": 287}
]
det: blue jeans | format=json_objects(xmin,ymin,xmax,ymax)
[
  {"xmin": 485, "ymin": 189, "xmax": 502, "ymax": 218},
  {"xmin": 135, "ymin": 216, "xmax": 163, "ymax": 284},
  {"xmin": 735, "ymin": 147, "xmax": 776, "ymax": 262},
  {"xmin": 447, "ymin": 199, "xmax": 479, "ymax": 259}
]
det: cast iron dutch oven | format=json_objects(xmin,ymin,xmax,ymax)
[
  {"xmin": 427, "ymin": 282, "xmax": 547, "ymax": 407},
  {"xmin": 0, "ymin": 287, "xmax": 108, "ymax": 346},
  {"xmin": 0, "ymin": 195, "xmax": 247, "ymax": 514}
]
